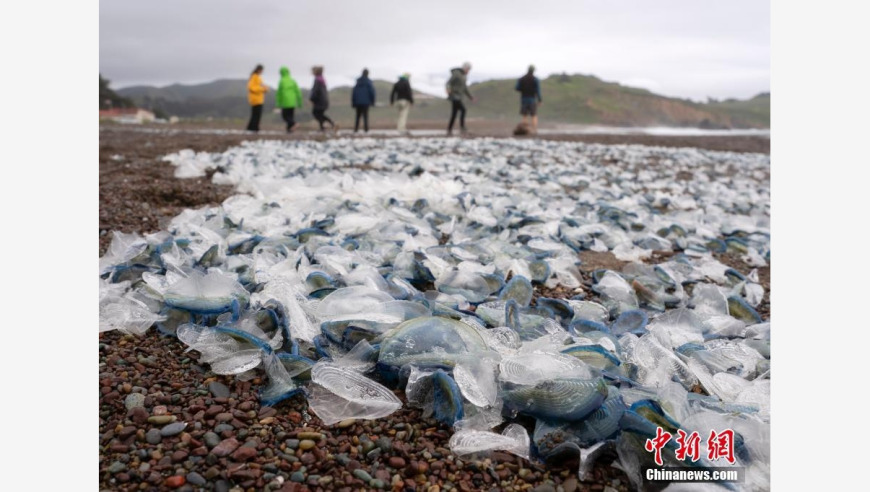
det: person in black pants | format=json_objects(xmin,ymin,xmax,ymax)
[
  {"xmin": 247, "ymin": 105, "xmax": 263, "ymax": 133},
  {"xmin": 448, "ymin": 100, "xmax": 466, "ymax": 135},
  {"xmin": 309, "ymin": 65, "xmax": 338, "ymax": 133},
  {"xmin": 276, "ymin": 66, "xmax": 302, "ymax": 133},
  {"xmin": 246, "ymin": 64, "xmax": 268, "ymax": 132},
  {"xmin": 445, "ymin": 62, "xmax": 474, "ymax": 135},
  {"xmin": 351, "ymin": 68, "xmax": 376, "ymax": 133},
  {"xmin": 355, "ymin": 107, "xmax": 369, "ymax": 133}
]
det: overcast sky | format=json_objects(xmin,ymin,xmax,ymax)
[{"xmin": 100, "ymin": 0, "xmax": 769, "ymax": 101}]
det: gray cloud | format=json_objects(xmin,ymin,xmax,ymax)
[{"xmin": 100, "ymin": 0, "xmax": 769, "ymax": 101}]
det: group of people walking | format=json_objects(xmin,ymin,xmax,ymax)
[{"xmin": 245, "ymin": 62, "xmax": 542, "ymax": 135}]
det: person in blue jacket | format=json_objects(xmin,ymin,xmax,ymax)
[{"xmin": 351, "ymin": 68, "xmax": 376, "ymax": 133}]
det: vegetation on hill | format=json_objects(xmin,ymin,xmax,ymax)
[
  {"xmin": 699, "ymin": 92, "xmax": 770, "ymax": 128},
  {"xmin": 99, "ymin": 75, "xmax": 135, "ymax": 110}
]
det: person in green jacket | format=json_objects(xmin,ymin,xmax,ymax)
[{"xmin": 276, "ymin": 66, "xmax": 303, "ymax": 133}]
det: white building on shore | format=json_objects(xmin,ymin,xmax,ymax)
[{"xmin": 99, "ymin": 108, "xmax": 156, "ymax": 124}]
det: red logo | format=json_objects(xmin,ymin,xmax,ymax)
[
  {"xmin": 707, "ymin": 429, "xmax": 736, "ymax": 464},
  {"xmin": 644, "ymin": 427, "xmax": 737, "ymax": 465},
  {"xmin": 674, "ymin": 430, "xmax": 701, "ymax": 462},
  {"xmin": 644, "ymin": 427, "xmax": 673, "ymax": 466}
]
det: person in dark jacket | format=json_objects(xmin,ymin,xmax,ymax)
[
  {"xmin": 390, "ymin": 73, "xmax": 414, "ymax": 134},
  {"xmin": 351, "ymin": 69, "xmax": 376, "ymax": 133},
  {"xmin": 515, "ymin": 64, "xmax": 543, "ymax": 133},
  {"xmin": 446, "ymin": 62, "xmax": 474, "ymax": 136},
  {"xmin": 309, "ymin": 65, "xmax": 338, "ymax": 133}
]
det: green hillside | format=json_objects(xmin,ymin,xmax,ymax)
[
  {"xmin": 699, "ymin": 92, "xmax": 770, "ymax": 128},
  {"xmin": 119, "ymin": 79, "xmax": 253, "ymax": 102},
  {"xmin": 100, "ymin": 75, "xmax": 135, "ymax": 110},
  {"xmin": 116, "ymin": 74, "xmax": 769, "ymax": 128},
  {"xmin": 118, "ymin": 79, "xmax": 278, "ymax": 119}
]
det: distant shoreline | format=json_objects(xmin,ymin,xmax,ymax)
[{"xmin": 99, "ymin": 122, "xmax": 770, "ymax": 154}]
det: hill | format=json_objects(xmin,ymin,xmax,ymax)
[
  {"xmin": 700, "ymin": 92, "xmax": 770, "ymax": 128},
  {"xmin": 118, "ymin": 79, "xmax": 274, "ymax": 119},
  {"xmin": 116, "ymin": 74, "xmax": 769, "ymax": 128},
  {"xmin": 100, "ymin": 75, "xmax": 135, "ymax": 110}
]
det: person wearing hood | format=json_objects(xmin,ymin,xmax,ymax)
[
  {"xmin": 276, "ymin": 66, "xmax": 302, "ymax": 133},
  {"xmin": 309, "ymin": 65, "xmax": 338, "ymax": 133},
  {"xmin": 246, "ymin": 64, "xmax": 268, "ymax": 132},
  {"xmin": 446, "ymin": 62, "xmax": 474, "ymax": 136},
  {"xmin": 390, "ymin": 73, "xmax": 414, "ymax": 134},
  {"xmin": 351, "ymin": 68, "xmax": 376, "ymax": 133}
]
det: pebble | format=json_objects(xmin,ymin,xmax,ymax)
[
  {"xmin": 299, "ymin": 440, "xmax": 316, "ymax": 450},
  {"xmin": 145, "ymin": 429, "xmax": 162, "ymax": 444},
  {"xmin": 129, "ymin": 407, "xmax": 148, "ymax": 424},
  {"xmin": 124, "ymin": 393, "xmax": 145, "ymax": 410},
  {"xmin": 412, "ymin": 461, "xmax": 430, "ymax": 474},
  {"xmin": 214, "ymin": 424, "xmax": 234, "ymax": 433},
  {"xmin": 297, "ymin": 432, "xmax": 323, "ymax": 440},
  {"xmin": 389, "ymin": 457, "xmax": 406, "ymax": 468},
  {"xmin": 211, "ymin": 438, "xmax": 240, "ymax": 457},
  {"xmin": 371, "ymin": 479, "xmax": 386, "ymax": 489},
  {"xmin": 160, "ymin": 422, "xmax": 188, "ymax": 437},
  {"xmin": 563, "ymin": 478, "xmax": 578, "ymax": 492},
  {"xmin": 147, "ymin": 415, "xmax": 176, "ymax": 425},
  {"xmin": 286, "ymin": 439, "xmax": 300, "ymax": 449},
  {"xmin": 186, "ymin": 472, "xmax": 206, "ymax": 486},
  {"xmin": 164, "ymin": 475, "xmax": 185, "ymax": 488},
  {"xmin": 376, "ymin": 437, "xmax": 393, "ymax": 452},
  {"xmin": 319, "ymin": 475, "xmax": 334, "ymax": 486},
  {"xmin": 533, "ymin": 485, "xmax": 556, "ymax": 492},
  {"xmin": 138, "ymin": 356, "xmax": 157, "ymax": 368},
  {"xmin": 107, "ymin": 461, "xmax": 126, "ymax": 474},
  {"xmin": 353, "ymin": 469, "xmax": 373, "ymax": 482},
  {"xmin": 337, "ymin": 419, "xmax": 356, "ymax": 428},
  {"xmin": 230, "ymin": 446, "xmax": 258, "ymax": 462},
  {"xmin": 290, "ymin": 471, "xmax": 305, "ymax": 483},
  {"xmin": 208, "ymin": 382, "xmax": 230, "ymax": 398},
  {"xmin": 366, "ymin": 448, "xmax": 382, "ymax": 460},
  {"xmin": 118, "ymin": 425, "xmax": 137, "ymax": 439},
  {"xmin": 259, "ymin": 407, "xmax": 278, "ymax": 418},
  {"xmin": 203, "ymin": 431, "xmax": 220, "ymax": 448},
  {"xmin": 205, "ymin": 405, "xmax": 224, "ymax": 418}
]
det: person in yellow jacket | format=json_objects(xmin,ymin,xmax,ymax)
[{"xmin": 246, "ymin": 64, "xmax": 268, "ymax": 132}]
